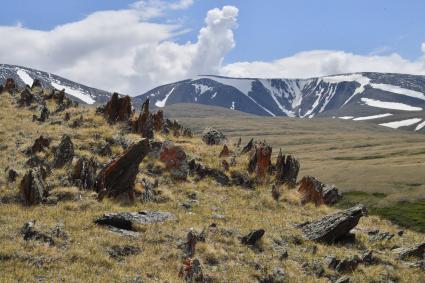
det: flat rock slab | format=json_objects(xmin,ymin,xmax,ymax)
[{"xmin": 95, "ymin": 211, "xmax": 175, "ymax": 232}]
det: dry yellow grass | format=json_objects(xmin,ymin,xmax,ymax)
[{"xmin": 0, "ymin": 91, "xmax": 424, "ymax": 282}]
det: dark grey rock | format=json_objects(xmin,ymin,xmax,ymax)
[
  {"xmin": 95, "ymin": 211, "xmax": 174, "ymax": 231},
  {"xmin": 201, "ymin": 127, "xmax": 226, "ymax": 145}
]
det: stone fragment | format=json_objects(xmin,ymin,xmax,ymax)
[
  {"xmin": 95, "ymin": 211, "xmax": 174, "ymax": 231},
  {"xmin": 241, "ymin": 229, "xmax": 265, "ymax": 245},
  {"xmin": 72, "ymin": 157, "xmax": 97, "ymax": 190},
  {"xmin": 298, "ymin": 176, "xmax": 342, "ymax": 206}
]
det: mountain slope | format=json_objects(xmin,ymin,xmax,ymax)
[
  {"xmin": 134, "ymin": 73, "xmax": 425, "ymax": 132},
  {"xmin": 0, "ymin": 64, "xmax": 112, "ymax": 104}
]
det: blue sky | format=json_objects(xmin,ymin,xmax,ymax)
[
  {"xmin": 2, "ymin": 0, "xmax": 424, "ymax": 63},
  {"xmin": 0, "ymin": 0, "xmax": 424, "ymax": 94}
]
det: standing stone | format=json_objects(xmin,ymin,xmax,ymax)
[
  {"xmin": 7, "ymin": 169, "xmax": 18, "ymax": 183},
  {"xmin": 202, "ymin": 127, "xmax": 226, "ymax": 145},
  {"xmin": 31, "ymin": 79, "xmax": 42, "ymax": 89},
  {"xmin": 159, "ymin": 141, "xmax": 189, "ymax": 179},
  {"xmin": 248, "ymin": 143, "xmax": 272, "ymax": 177},
  {"xmin": 102, "ymin": 93, "xmax": 132, "ymax": 123},
  {"xmin": 72, "ymin": 157, "xmax": 97, "ymax": 190},
  {"xmin": 132, "ymin": 99, "xmax": 154, "ymax": 138},
  {"xmin": 30, "ymin": 136, "xmax": 50, "ymax": 154},
  {"xmin": 20, "ymin": 168, "xmax": 48, "ymax": 205},
  {"xmin": 18, "ymin": 88, "xmax": 34, "ymax": 106},
  {"xmin": 219, "ymin": 144, "xmax": 230, "ymax": 158},
  {"xmin": 152, "ymin": 109, "xmax": 164, "ymax": 131},
  {"xmin": 298, "ymin": 204, "xmax": 367, "ymax": 243},
  {"xmin": 298, "ymin": 176, "xmax": 342, "ymax": 206},
  {"xmin": 4, "ymin": 78, "xmax": 17, "ymax": 93},
  {"xmin": 240, "ymin": 138, "xmax": 254, "ymax": 155},
  {"xmin": 275, "ymin": 150, "xmax": 300, "ymax": 186},
  {"xmin": 96, "ymin": 139, "xmax": 150, "ymax": 199},
  {"xmin": 52, "ymin": 135, "xmax": 74, "ymax": 168},
  {"xmin": 241, "ymin": 229, "xmax": 265, "ymax": 245}
]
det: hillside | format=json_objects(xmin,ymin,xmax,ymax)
[
  {"xmin": 135, "ymin": 73, "xmax": 425, "ymax": 132},
  {"xmin": 0, "ymin": 84, "xmax": 424, "ymax": 282}
]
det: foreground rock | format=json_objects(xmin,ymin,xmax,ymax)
[
  {"xmin": 95, "ymin": 211, "xmax": 174, "ymax": 231},
  {"xmin": 275, "ymin": 150, "xmax": 300, "ymax": 186},
  {"xmin": 52, "ymin": 135, "xmax": 74, "ymax": 168},
  {"xmin": 298, "ymin": 204, "xmax": 367, "ymax": 243},
  {"xmin": 298, "ymin": 176, "xmax": 342, "ymax": 206},
  {"xmin": 96, "ymin": 139, "xmax": 150, "ymax": 199},
  {"xmin": 20, "ymin": 168, "xmax": 48, "ymax": 205},
  {"xmin": 202, "ymin": 127, "xmax": 226, "ymax": 145}
]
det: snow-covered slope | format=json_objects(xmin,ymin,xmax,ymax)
[
  {"xmin": 0, "ymin": 64, "xmax": 111, "ymax": 104},
  {"xmin": 134, "ymin": 72, "xmax": 425, "ymax": 132}
]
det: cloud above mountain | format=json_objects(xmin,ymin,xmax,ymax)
[{"xmin": 0, "ymin": 0, "xmax": 424, "ymax": 94}]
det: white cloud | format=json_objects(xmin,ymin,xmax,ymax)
[
  {"xmin": 221, "ymin": 48, "xmax": 425, "ymax": 79},
  {"xmin": 0, "ymin": 0, "xmax": 424, "ymax": 96}
]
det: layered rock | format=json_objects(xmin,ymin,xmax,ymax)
[
  {"xmin": 18, "ymin": 88, "xmax": 34, "ymax": 107},
  {"xmin": 96, "ymin": 139, "xmax": 150, "ymax": 199},
  {"xmin": 52, "ymin": 135, "xmax": 74, "ymax": 168},
  {"xmin": 189, "ymin": 159, "xmax": 230, "ymax": 185},
  {"xmin": 298, "ymin": 204, "xmax": 367, "ymax": 243},
  {"xmin": 298, "ymin": 176, "xmax": 342, "ymax": 206},
  {"xmin": 160, "ymin": 141, "xmax": 189, "ymax": 179},
  {"xmin": 101, "ymin": 92, "xmax": 132, "ymax": 123},
  {"xmin": 72, "ymin": 157, "xmax": 97, "ymax": 190},
  {"xmin": 248, "ymin": 142, "xmax": 272, "ymax": 177},
  {"xmin": 95, "ymin": 210, "xmax": 174, "ymax": 231},
  {"xmin": 20, "ymin": 168, "xmax": 48, "ymax": 205},
  {"xmin": 240, "ymin": 138, "xmax": 254, "ymax": 155},
  {"xmin": 275, "ymin": 150, "xmax": 300, "ymax": 186},
  {"xmin": 132, "ymin": 99, "xmax": 154, "ymax": 138}
]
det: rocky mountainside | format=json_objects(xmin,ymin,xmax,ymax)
[
  {"xmin": 0, "ymin": 64, "xmax": 112, "ymax": 104},
  {"xmin": 134, "ymin": 73, "xmax": 425, "ymax": 132},
  {"xmin": 0, "ymin": 83, "xmax": 424, "ymax": 282}
]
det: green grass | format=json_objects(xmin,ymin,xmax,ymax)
[{"xmin": 337, "ymin": 191, "xmax": 425, "ymax": 233}]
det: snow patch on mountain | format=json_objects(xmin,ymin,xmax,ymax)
[
  {"xmin": 370, "ymin": 83, "xmax": 425, "ymax": 101},
  {"xmin": 193, "ymin": 83, "xmax": 212, "ymax": 95},
  {"xmin": 415, "ymin": 120, "xmax": 425, "ymax": 131},
  {"xmin": 155, "ymin": 87, "xmax": 175, "ymax": 108},
  {"xmin": 379, "ymin": 118, "xmax": 422, "ymax": 129},
  {"xmin": 51, "ymin": 82, "xmax": 96, "ymax": 104},
  {"xmin": 360, "ymin": 98, "xmax": 423, "ymax": 111},
  {"xmin": 322, "ymin": 74, "xmax": 370, "ymax": 105},
  {"xmin": 17, "ymin": 69, "xmax": 34, "ymax": 86},
  {"xmin": 352, "ymin": 113, "xmax": 393, "ymax": 121}
]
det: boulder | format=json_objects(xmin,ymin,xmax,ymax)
[
  {"xmin": 7, "ymin": 169, "xmax": 18, "ymax": 183},
  {"xmin": 298, "ymin": 176, "xmax": 342, "ymax": 206},
  {"xmin": 202, "ymin": 127, "xmax": 226, "ymax": 145},
  {"xmin": 4, "ymin": 78, "xmax": 17, "ymax": 93},
  {"xmin": 160, "ymin": 141, "xmax": 189, "ymax": 179},
  {"xmin": 298, "ymin": 204, "xmax": 367, "ymax": 243},
  {"xmin": 247, "ymin": 142, "xmax": 272, "ymax": 177},
  {"xmin": 52, "ymin": 135, "xmax": 74, "ymax": 168},
  {"xmin": 241, "ymin": 229, "xmax": 265, "ymax": 245},
  {"xmin": 132, "ymin": 99, "xmax": 154, "ymax": 138},
  {"xmin": 275, "ymin": 150, "xmax": 300, "ymax": 186},
  {"xmin": 95, "ymin": 211, "xmax": 174, "ymax": 231},
  {"xmin": 72, "ymin": 157, "xmax": 97, "ymax": 190},
  {"xmin": 20, "ymin": 168, "xmax": 48, "ymax": 205},
  {"xmin": 96, "ymin": 139, "xmax": 150, "ymax": 199},
  {"xmin": 101, "ymin": 92, "xmax": 132, "ymax": 123}
]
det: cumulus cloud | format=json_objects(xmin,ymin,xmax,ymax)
[
  {"xmin": 0, "ymin": 1, "xmax": 237, "ymax": 94},
  {"xmin": 221, "ymin": 48, "xmax": 425, "ymax": 79}
]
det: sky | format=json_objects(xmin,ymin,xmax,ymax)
[{"xmin": 0, "ymin": 0, "xmax": 425, "ymax": 95}]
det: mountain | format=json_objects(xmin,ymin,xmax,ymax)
[
  {"xmin": 0, "ymin": 64, "xmax": 111, "ymax": 104},
  {"xmin": 134, "ymin": 73, "xmax": 425, "ymax": 132}
]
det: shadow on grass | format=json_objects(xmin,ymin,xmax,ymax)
[{"xmin": 336, "ymin": 191, "xmax": 425, "ymax": 233}]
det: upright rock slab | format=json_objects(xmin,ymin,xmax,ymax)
[
  {"xmin": 72, "ymin": 157, "xmax": 97, "ymax": 190},
  {"xmin": 275, "ymin": 150, "xmax": 300, "ymax": 186},
  {"xmin": 20, "ymin": 168, "xmax": 48, "ymax": 205},
  {"xmin": 298, "ymin": 176, "xmax": 342, "ymax": 206},
  {"xmin": 248, "ymin": 142, "xmax": 272, "ymax": 177},
  {"xmin": 96, "ymin": 139, "xmax": 150, "ymax": 199},
  {"xmin": 132, "ymin": 99, "xmax": 154, "ymax": 138},
  {"xmin": 298, "ymin": 204, "xmax": 367, "ymax": 243},
  {"xmin": 52, "ymin": 135, "xmax": 74, "ymax": 168},
  {"xmin": 102, "ymin": 93, "xmax": 132, "ymax": 123}
]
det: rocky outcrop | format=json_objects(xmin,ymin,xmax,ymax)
[
  {"xmin": 18, "ymin": 88, "xmax": 34, "ymax": 107},
  {"xmin": 31, "ymin": 79, "xmax": 42, "ymax": 89},
  {"xmin": 240, "ymin": 138, "xmax": 254, "ymax": 155},
  {"xmin": 202, "ymin": 127, "xmax": 226, "ymax": 145},
  {"xmin": 152, "ymin": 110, "xmax": 164, "ymax": 131},
  {"xmin": 132, "ymin": 99, "xmax": 154, "ymax": 138},
  {"xmin": 100, "ymin": 93, "xmax": 132, "ymax": 123},
  {"xmin": 96, "ymin": 139, "xmax": 150, "ymax": 199},
  {"xmin": 275, "ymin": 150, "xmax": 300, "ymax": 186},
  {"xmin": 230, "ymin": 171, "xmax": 254, "ymax": 189},
  {"xmin": 247, "ymin": 142, "xmax": 272, "ymax": 177},
  {"xmin": 241, "ymin": 229, "xmax": 265, "ymax": 245},
  {"xmin": 219, "ymin": 144, "xmax": 230, "ymax": 158},
  {"xmin": 32, "ymin": 105, "xmax": 50, "ymax": 122},
  {"xmin": 27, "ymin": 136, "xmax": 50, "ymax": 155},
  {"xmin": 188, "ymin": 159, "xmax": 230, "ymax": 185},
  {"xmin": 392, "ymin": 243, "xmax": 425, "ymax": 260},
  {"xmin": 21, "ymin": 220, "xmax": 55, "ymax": 246},
  {"xmin": 52, "ymin": 135, "xmax": 74, "ymax": 168},
  {"xmin": 298, "ymin": 204, "xmax": 367, "ymax": 243},
  {"xmin": 72, "ymin": 157, "xmax": 97, "ymax": 190},
  {"xmin": 20, "ymin": 168, "xmax": 48, "ymax": 205},
  {"xmin": 298, "ymin": 176, "xmax": 342, "ymax": 206},
  {"xmin": 160, "ymin": 141, "xmax": 189, "ymax": 179},
  {"xmin": 4, "ymin": 78, "xmax": 17, "ymax": 93},
  {"xmin": 95, "ymin": 211, "xmax": 174, "ymax": 231}
]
